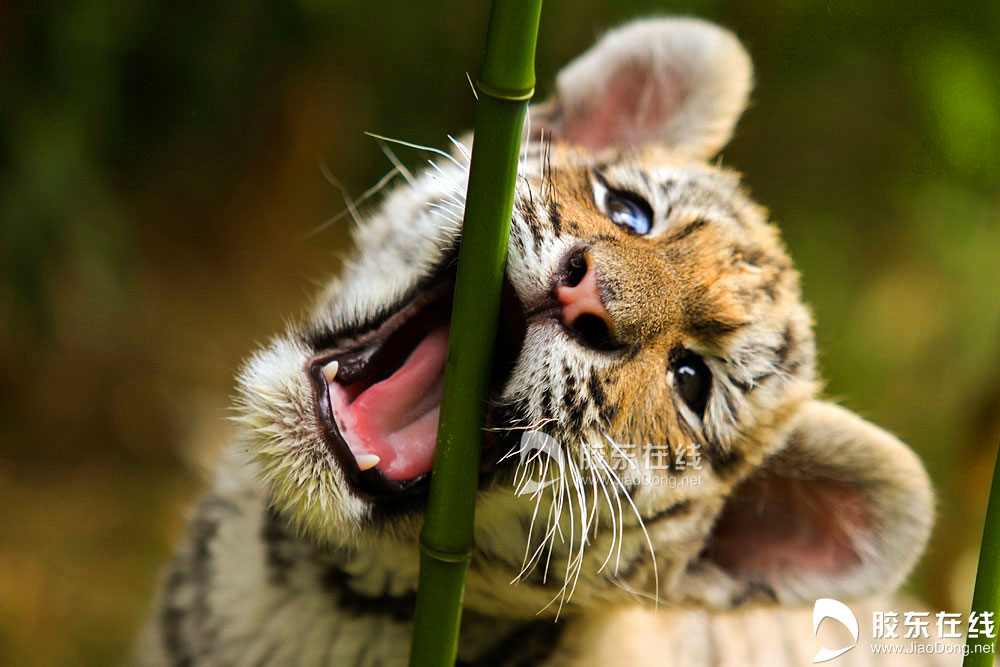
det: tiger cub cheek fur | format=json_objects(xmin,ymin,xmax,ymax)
[{"xmin": 234, "ymin": 16, "xmax": 932, "ymax": 620}]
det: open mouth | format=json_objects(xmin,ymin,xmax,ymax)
[{"xmin": 307, "ymin": 277, "xmax": 527, "ymax": 502}]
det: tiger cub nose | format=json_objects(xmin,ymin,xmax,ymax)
[{"xmin": 554, "ymin": 246, "xmax": 618, "ymax": 350}]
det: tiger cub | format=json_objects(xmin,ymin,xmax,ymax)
[{"xmin": 135, "ymin": 17, "xmax": 952, "ymax": 666}]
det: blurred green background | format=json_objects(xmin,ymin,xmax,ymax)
[{"xmin": 1, "ymin": 0, "xmax": 998, "ymax": 664}]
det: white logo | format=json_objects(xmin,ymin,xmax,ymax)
[
  {"xmin": 812, "ymin": 598, "xmax": 859, "ymax": 663},
  {"xmin": 513, "ymin": 430, "xmax": 565, "ymax": 495}
]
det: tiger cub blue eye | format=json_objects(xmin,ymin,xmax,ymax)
[
  {"xmin": 591, "ymin": 174, "xmax": 653, "ymax": 235},
  {"xmin": 605, "ymin": 193, "xmax": 653, "ymax": 235}
]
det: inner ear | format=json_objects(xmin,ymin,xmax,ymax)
[
  {"xmin": 706, "ymin": 469, "xmax": 869, "ymax": 579},
  {"xmin": 530, "ymin": 18, "xmax": 753, "ymax": 157},
  {"xmin": 690, "ymin": 401, "xmax": 933, "ymax": 605},
  {"xmin": 560, "ymin": 65, "xmax": 685, "ymax": 151}
]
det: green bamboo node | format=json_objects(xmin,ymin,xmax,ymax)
[{"xmin": 407, "ymin": 1, "xmax": 543, "ymax": 666}]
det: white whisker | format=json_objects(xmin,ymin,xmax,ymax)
[
  {"xmin": 318, "ymin": 161, "xmax": 364, "ymax": 229},
  {"xmin": 447, "ymin": 134, "xmax": 472, "ymax": 162},
  {"xmin": 464, "ymin": 71, "xmax": 479, "ymax": 101},
  {"xmin": 594, "ymin": 454, "xmax": 627, "ymax": 574},
  {"xmin": 376, "ymin": 140, "xmax": 416, "ymax": 188},
  {"xmin": 363, "ymin": 131, "xmax": 462, "ymax": 167},
  {"xmin": 305, "ymin": 162, "xmax": 402, "ymax": 238},
  {"xmin": 602, "ymin": 434, "xmax": 659, "ymax": 610}
]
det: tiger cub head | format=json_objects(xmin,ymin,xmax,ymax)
[{"xmin": 237, "ymin": 18, "xmax": 933, "ymax": 616}]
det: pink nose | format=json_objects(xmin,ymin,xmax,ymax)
[{"xmin": 555, "ymin": 247, "xmax": 615, "ymax": 338}]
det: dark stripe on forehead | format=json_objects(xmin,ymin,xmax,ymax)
[
  {"xmin": 731, "ymin": 376, "xmax": 751, "ymax": 393},
  {"xmin": 672, "ymin": 176, "xmax": 745, "ymax": 224},
  {"xmin": 666, "ymin": 217, "xmax": 708, "ymax": 243},
  {"xmin": 636, "ymin": 168, "xmax": 651, "ymax": 189},
  {"xmin": 731, "ymin": 244, "xmax": 786, "ymax": 270},
  {"xmin": 689, "ymin": 314, "xmax": 748, "ymax": 339},
  {"xmin": 685, "ymin": 288, "xmax": 749, "ymax": 339}
]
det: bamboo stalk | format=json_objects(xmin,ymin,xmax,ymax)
[
  {"xmin": 963, "ymin": 438, "xmax": 1000, "ymax": 666},
  {"xmin": 407, "ymin": 2, "xmax": 543, "ymax": 665}
]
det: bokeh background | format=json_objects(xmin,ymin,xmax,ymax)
[{"xmin": 1, "ymin": 0, "xmax": 998, "ymax": 664}]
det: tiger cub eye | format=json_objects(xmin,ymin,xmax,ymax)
[
  {"xmin": 674, "ymin": 352, "xmax": 712, "ymax": 416},
  {"xmin": 605, "ymin": 192, "xmax": 653, "ymax": 235}
]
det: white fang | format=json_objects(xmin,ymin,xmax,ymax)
[
  {"xmin": 322, "ymin": 360, "xmax": 340, "ymax": 384},
  {"xmin": 356, "ymin": 454, "xmax": 381, "ymax": 471}
]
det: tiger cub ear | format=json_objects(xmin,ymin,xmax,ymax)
[
  {"xmin": 530, "ymin": 18, "xmax": 753, "ymax": 158},
  {"xmin": 688, "ymin": 401, "xmax": 933, "ymax": 607}
]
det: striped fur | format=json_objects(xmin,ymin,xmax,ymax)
[{"xmin": 136, "ymin": 18, "xmax": 943, "ymax": 666}]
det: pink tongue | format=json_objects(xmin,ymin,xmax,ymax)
[{"xmin": 345, "ymin": 325, "xmax": 448, "ymax": 480}]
